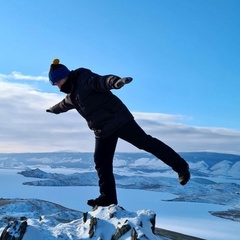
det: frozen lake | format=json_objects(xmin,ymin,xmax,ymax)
[{"xmin": 1, "ymin": 169, "xmax": 240, "ymax": 240}]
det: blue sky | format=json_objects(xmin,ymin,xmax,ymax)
[{"xmin": 0, "ymin": 0, "xmax": 240, "ymax": 153}]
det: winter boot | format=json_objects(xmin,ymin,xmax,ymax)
[
  {"xmin": 178, "ymin": 166, "xmax": 190, "ymax": 185},
  {"xmin": 87, "ymin": 195, "xmax": 118, "ymax": 207}
]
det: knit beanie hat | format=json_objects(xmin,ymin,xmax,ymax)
[{"xmin": 49, "ymin": 59, "xmax": 70, "ymax": 85}]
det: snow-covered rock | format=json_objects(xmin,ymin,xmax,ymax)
[{"xmin": 0, "ymin": 198, "xmax": 158, "ymax": 240}]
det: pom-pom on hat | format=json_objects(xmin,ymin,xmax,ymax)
[{"xmin": 49, "ymin": 58, "xmax": 70, "ymax": 85}]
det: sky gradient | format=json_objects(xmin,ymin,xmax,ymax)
[{"xmin": 0, "ymin": 0, "xmax": 240, "ymax": 153}]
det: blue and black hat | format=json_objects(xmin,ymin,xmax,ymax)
[{"xmin": 49, "ymin": 59, "xmax": 70, "ymax": 85}]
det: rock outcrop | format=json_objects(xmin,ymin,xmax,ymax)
[{"xmin": 0, "ymin": 198, "xmax": 158, "ymax": 240}]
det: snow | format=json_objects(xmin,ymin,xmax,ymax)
[
  {"xmin": 228, "ymin": 161, "xmax": 240, "ymax": 178},
  {"xmin": 0, "ymin": 199, "xmax": 158, "ymax": 240},
  {"xmin": 0, "ymin": 152, "xmax": 240, "ymax": 239}
]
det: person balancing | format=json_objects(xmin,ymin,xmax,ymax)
[{"xmin": 47, "ymin": 58, "xmax": 190, "ymax": 207}]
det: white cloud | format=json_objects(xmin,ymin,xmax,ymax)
[
  {"xmin": 0, "ymin": 71, "xmax": 48, "ymax": 81},
  {"xmin": 1, "ymin": 74, "xmax": 240, "ymax": 154},
  {"xmin": 132, "ymin": 112, "xmax": 190, "ymax": 123},
  {"xmin": 136, "ymin": 119, "xmax": 240, "ymax": 154}
]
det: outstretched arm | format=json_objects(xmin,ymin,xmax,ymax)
[
  {"xmin": 80, "ymin": 69, "xmax": 133, "ymax": 91},
  {"xmin": 87, "ymin": 74, "xmax": 133, "ymax": 91},
  {"xmin": 106, "ymin": 76, "xmax": 133, "ymax": 89},
  {"xmin": 46, "ymin": 95, "xmax": 75, "ymax": 114}
]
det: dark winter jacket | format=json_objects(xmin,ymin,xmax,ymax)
[{"xmin": 49, "ymin": 68, "xmax": 134, "ymax": 138}]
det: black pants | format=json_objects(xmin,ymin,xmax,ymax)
[{"xmin": 94, "ymin": 119, "xmax": 188, "ymax": 203}]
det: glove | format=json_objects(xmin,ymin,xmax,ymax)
[
  {"xmin": 46, "ymin": 108, "xmax": 59, "ymax": 114},
  {"xmin": 113, "ymin": 77, "xmax": 133, "ymax": 89}
]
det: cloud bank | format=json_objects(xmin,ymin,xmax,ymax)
[{"xmin": 1, "ymin": 72, "xmax": 240, "ymax": 154}]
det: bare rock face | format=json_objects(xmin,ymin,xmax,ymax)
[
  {"xmin": 0, "ymin": 217, "xmax": 27, "ymax": 240},
  {"xmin": 111, "ymin": 223, "xmax": 131, "ymax": 240}
]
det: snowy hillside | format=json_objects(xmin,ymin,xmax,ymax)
[{"xmin": 0, "ymin": 199, "xmax": 159, "ymax": 240}]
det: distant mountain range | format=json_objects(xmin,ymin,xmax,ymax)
[{"xmin": 1, "ymin": 151, "xmax": 240, "ymax": 178}]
